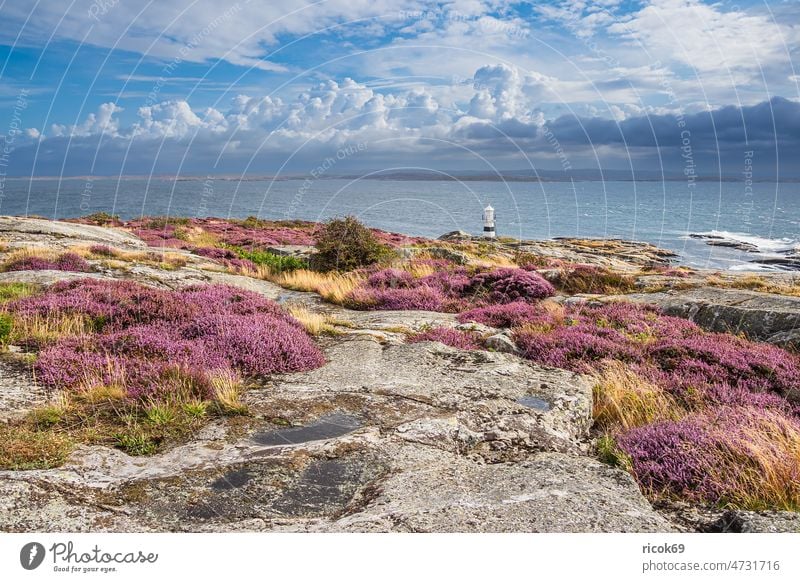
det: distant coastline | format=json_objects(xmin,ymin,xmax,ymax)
[{"xmin": 7, "ymin": 172, "xmax": 798, "ymax": 183}]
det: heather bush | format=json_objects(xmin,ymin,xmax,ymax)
[
  {"xmin": 88, "ymin": 244, "xmax": 118, "ymax": 257},
  {"xmin": 618, "ymin": 407, "xmax": 800, "ymax": 509},
  {"xmin": 408, "ymin": 327, "xmax": 482, "ymax": 350},
  {"xmin": 646, "ymin": 333, "xmax": 800, "ymax": 398},
  {"xmin": 344, "ymin": 285, "xmax": 445, "ymax": 311},
  {"xmin": 193, "ymin": 246, "xmax": 237, "ymax": 260},
  {"xmin": 72, "ymin": 212, "xmax": 122, "ymax": 226},
  {"xmin": 515, "ymin": 323, "xmax": 636, "ymax": 371},
  {"xmin": 457, "ymin": 301, "xmax": 550, "ymax": 328},
  {"xmin": 467, "ymin": 267, "xmax": 555, "ymax": 304},
  {"xmin": 366, "ymin": 268, "xmax": 414, "ymax": 289},
  {"xmin": 312, "ymin": 216, "xmax": 395, "ymax": 272},
  {"xmin": 9, "ymin": 279, "xmax": 324, "ymax": 399},
  {"xmin": 2, "ymin": 252, "xmax": 92, "ymax": 273}
]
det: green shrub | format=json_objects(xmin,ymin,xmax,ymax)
[
  {"xmin": 233, "ymin": 248, "xmax": 307, "ymax": 272},
  {"xmin": 312, "ymin": 216, "xmax": 395, "ymax": 272},
  {"xmin": 596, "ymin": 434, "xmax": 631, "ymax": 469}
]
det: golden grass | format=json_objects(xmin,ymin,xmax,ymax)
[
  {"xmin": 286, "ymin": 303, "xmax": 335, "ymax": 335},
  {"xmin": 209, "ymin": 368, "xmax": 247, "ymax": 414},
  {"xmin": 707, "ymin": 410, "xmax": 800, "ymax": 511},
  {"xmin": 400, "ymin": 260, "xmax": 437, "ymax": 279},
  {"xmin": 0, "ymin": 246, "xmax": 59, "ymax": 269},
  {"xmin": 469, "ymin": 254, "xmax": 517, "ymax": 269},
  {"xmin": 174, "ymin": 226, "xmax": 219, "ymax": 248},
  {"xmin": 10, "ymin": 312, "xmax": 96, "ymax": 345},
  {"xmin": 592, "ymin": 361, "xmax": 682, "ymax": 431},
  {"xmin": 706, "ymin": 273, "xmax": 800, "ymax": 298},
  {"xmin": 271, "ymin": 269, "xmax": 365, "ymax": 304}
]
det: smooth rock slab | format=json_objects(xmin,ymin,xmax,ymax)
[
  {"xmin": 255, "ymin": 337, "xmax": 594, "ymax": 459},
  {"xmin": 0, "ymin": 358, "xmax": 50, "ymax": 422},
  {"xmin": 318, "ymin": 450, "xmax": 677, "ymax": 533},
  {"xmin": 0, "ymin": 217, "xmax": 145, "ymax": 248}
]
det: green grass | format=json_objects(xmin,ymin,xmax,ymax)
[
  {"xmin": 0, "ymin": 282, "xmax": 37, "ymax": 303},
  {"xmin": 232, "ymin": 247, "xmax": 308, "ymax": 272},
  {"xmin": 0, "ymin": 313, "xmax": 13, "ymax": 344},
  {"xmin": 115, "ymin": 431, "xmax": 158, "ymax": 456},
  {"xmin": 596, "ymin": 433, "xmax": 632, "ymax": 470}
]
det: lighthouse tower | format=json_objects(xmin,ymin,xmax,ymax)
[{"xmin": 482, "ymin": 204, "xmax": 496, "ymax": 238}]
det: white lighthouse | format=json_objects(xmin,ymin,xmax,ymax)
[{"xmin": 482, "ymin": 204, "xmax": 496, "ymax": 238}]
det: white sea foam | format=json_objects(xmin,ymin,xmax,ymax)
[{"xmin": 689, "ymin": 230, "xmax": 798, "ymax": 255}]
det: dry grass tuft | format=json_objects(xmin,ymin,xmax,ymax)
[
  {"xmin": 271, "ymin": 269, "xmax": 365, "ymax": 304},
  {"xmin": 593, "ymin": 361, "xmax": 682, "ymax": 431},
  {"xmin": 11, "ymin": 312, "xmax": 96, "ymax": 345},
  {"xmin": 0, "ymin": 424, "xmax": 73, "ymax": 470},
  {"xmin": 209, "ymin": 368, "xmax": 247, "ymax": 415},
  {"xmin": 286, "ymin": 303, "xmax": 335, "ymax": 335}
]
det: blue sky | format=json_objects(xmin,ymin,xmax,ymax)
[{"xmin": 0, "ymin": 0, "xmax": 798, "ymax": 177}]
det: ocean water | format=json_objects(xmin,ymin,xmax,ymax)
[{"xmin": 1, "ymin": 177, "xmax": 798, "ymax": 270}]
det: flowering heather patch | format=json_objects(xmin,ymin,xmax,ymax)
[
  {"xmin": 346, "ymin": 266, "xmax": 553, "ymax": 313},
  {"xmin": 9, "ymin": 279, "xmax": 324, "ymax": 399},
  {"xmin": 117, "ymin": 216, "xmax": 421, "ymax": 253},
  {"xmin": 457, "ymin": 301, "xmax": 552, "ymax": 328},
  {"xmin": 193, "ymin": 246, "xmax": 238, "ymax": 260},
  {"xmin": 2, "ymin": 252, "xmax": 93, "ymax": 273},
  {"xmin": 345, "ymin": 285, "xmax": 446, "ymax": 311},
  {"xmin": 366, "ymin": 268, "xmax": 414, "ymax": 289},
  {"xmin": 516, "ymin": 323, "xmax": 637, "ymax": 371},
  {"xmin": 88, "ymin": 244, "xmax": 117, "ymax": 257},
  {"xmin": 645, "ymin": 333, "xmax": 800, "ymax": 399},
  {"xmin": 124, "ymin": 217, "xmax": 317, "ymax": 251},
  {"xmin": 617, "ymin": 406, "xmax": 800, "ymax": 509},
  {"xmin": 467, "ymin": 267, "xmax": 555, "ymax": 304},
  {"xmin": 408, "ymin": 327, "xmax": 482, "ymax": 350}
]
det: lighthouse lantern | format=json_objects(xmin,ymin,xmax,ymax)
[{"xmin": 482, "ymin": 204, "xmax": 496, "ymax": 238}]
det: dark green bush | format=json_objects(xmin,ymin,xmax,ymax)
[{"xmin": 312, "ymin": 216, "xmax": 395, "ymax": 272}]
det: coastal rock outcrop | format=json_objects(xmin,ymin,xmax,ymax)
[{"xmin": 618, "ymin": 288, "xmax": 800, "ymax": 350}]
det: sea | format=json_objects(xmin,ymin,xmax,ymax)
[{"xmin": 1, "ymin": 177, "xmax": 799, "ymax": 271}]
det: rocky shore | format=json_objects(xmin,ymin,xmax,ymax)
[{"xmin": 0, "ymin": 216, "xmax": 799, "ymax": 533}]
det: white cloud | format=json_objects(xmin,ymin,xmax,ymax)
[
  {"xmin": 607, "ymin": 0, "xmax": 797, "ymax": 75},
  {"xmin": 50, "ymin": 102, "xmax": 123, "ymax": 137}
]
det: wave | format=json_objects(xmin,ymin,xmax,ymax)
[{"xmin": 688, "ymin": 230, "xmax": 798, "ymax": 255}]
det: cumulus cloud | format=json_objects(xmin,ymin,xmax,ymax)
[{"xmin": 8, "ymin": 65, "xmax": 800, "ymax": 177}]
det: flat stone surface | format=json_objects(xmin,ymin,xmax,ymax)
[
  {"xmin": 0, "ymin": 217, "xmax": 145, "ymax": 248},
  {"xmin": 0, "ymin": 358, "xmax": 50, "ymax": 422}
]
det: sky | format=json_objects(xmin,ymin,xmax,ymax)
[{"xmin": 0, "ymin": 0, "xmax": 798, "ymax": 178}]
